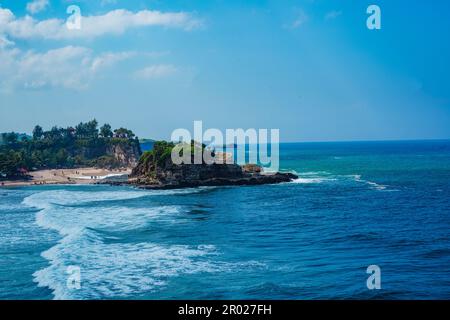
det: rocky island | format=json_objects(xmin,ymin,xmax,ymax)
[{"xmin": 127, "ymin": 141, "xmax": 298, "ymax": 189}]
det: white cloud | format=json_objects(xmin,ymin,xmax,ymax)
[
  {"xmin": 0, "ymin": 6, "xmax": 192, "ymax": 92},
  {"xmin": 285, "ymin": 9, "xmax": 309, "ymax": 29},
  {"xmin": 325, "ymin": 10, "xmax": 342, "ymax": 20},
  {"xmin": 0, "ymin": 35, "xmax": 14, "ymax": 48},
  {"xmin": 0, "ymin": 7, "xmax": 202, "ymax": 41},
  {"xmin": 90, "ymin": 51, "xmax": 134, "ymax": 72},
  {"xmin": 133, "ymin": 64, "xmax": 178, "ymax": 79},
  {"xmin": 26, "ymin": 0, "xmax": 50, "ymax": 15},
  {"xmin": 0, "ymin": 45, "xmax": 133, "ymax": 91},
  {"xmin": 0, "ymin": 7, "xmax": 14, "ymax": 26}
]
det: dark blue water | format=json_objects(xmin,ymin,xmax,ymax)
[{"xmin": 1, "ymin": 140, "xmax": 449, "ymax": 299}]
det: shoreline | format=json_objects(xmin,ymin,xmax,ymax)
[
  {"xmin": 0, "ymin": 167, "xmax": 296, "ymax": 189},
  {"xmin": 0, "ymin": 167, "xmax": 131, "ymax": 187}
]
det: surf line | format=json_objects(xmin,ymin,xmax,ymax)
[{"xmin": 178, "ymin": 304, "xmax": 213, "ymax": 318}]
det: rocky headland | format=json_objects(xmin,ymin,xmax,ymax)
[{"xmin": 126, "ymin": 141, "xmax": 297, "ymax": 189}]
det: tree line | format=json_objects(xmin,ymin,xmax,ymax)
[{"xmin": 0, "ymin": 120, "xmax": 140, "ymax": 178}]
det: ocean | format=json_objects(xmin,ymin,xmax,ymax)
[{"xmin": 1, "ymin": 140, "xmax": 449, "ymax": 300}]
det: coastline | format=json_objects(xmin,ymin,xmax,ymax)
[{"xmin": 0, "ymin": 167, "xmax": 131, "ymax": 187}]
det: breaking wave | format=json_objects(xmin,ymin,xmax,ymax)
[{"xmin": 23, "ymin": 188, "xmax": 258, "ymax": 299}]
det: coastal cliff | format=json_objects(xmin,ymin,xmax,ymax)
[
  {"xmin": 106, "ymin": 142, "xmax": 141, "ymax": 167},
  {"xmin": 129, "ymin": 141, "xmax": 297, "ymax": 189}
]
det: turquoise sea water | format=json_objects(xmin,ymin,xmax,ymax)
[{"xmin": 1, "ymin": 140, "xmax": 450, "ymax": 300}]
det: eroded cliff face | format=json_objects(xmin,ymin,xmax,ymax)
[
  {"xmin": 107, "ymin": 143, "xmax": 141, "ymax": 168},
  {"xmin": 74, "ymin": 141, "xmax": 141, "ymax": 168}
]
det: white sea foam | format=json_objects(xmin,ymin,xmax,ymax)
[
  {"xmin": 23, "ymin": 189, "xmax": 149, "ymax": 210},
  {"xmin": 291, "ymin": 177, "xmax": 327, "ymax": 184},
  {"xmin": 299, "ymin": 171, "xmax": 331, "ymax": 176},
  {"xmin": 22, "ymin": 188, "xmax": 205, "ymax": 211},
  {"xmin": 23, "ymin": 188, "xmax": 259, "ymax": 299},
  {"xmin": 33, "ymin": 238, "xmax": 222, "ymax": 300},
  {"xmin": 366, "ymin": 181, "xmax": 387, "ymax": 190},
  {"xmin": 290, "ymin": 171, "xmax": 336, "ymax": 184},
  {"xmin": 286, "ymin": 171, "xmax": 392, "ymax": 190},
  {"xmin": 74, "ymin": 173, "xmax": 128, "ymax": 180},
  {"xmin": 350, "ymin": 174, "xmax": 388, "ymax": 191}
]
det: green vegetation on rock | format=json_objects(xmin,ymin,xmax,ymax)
[{"xmin": 140, "ymin": 141, "xmax": 175, "ymax": 169}]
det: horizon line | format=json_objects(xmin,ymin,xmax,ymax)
[{"xmin": 1, "ymin": 131, "xmax": 449, "ymax": 145}]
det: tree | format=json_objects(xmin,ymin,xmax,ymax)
[
  {"xmin": 0, "ymin": 150, "xmax": 23, "ymax": 177},
  {"xmin": 100, "ymin": 124, "xmax": 113, "ymax": 138},
  {"xmin": 33, "ymin": 125, "xmax": 44, "ymax": 140},
  {"xmin": 114, "ymin": 128, "xmax": 135, "ymax": 139},
  {"xmin": 75, "ymin": 122, "xmax": 87, "ymax": 139},
  {"xmin": 86, "ymin": 119, "xmax": 99, "ymax": 138},
  {"xmin": 61, "ymin": 127, "xmax": 75, "ymax": 140},
  {"xmin": 76, "ymin": 119, "xmax": 99, "ymax": 139},
  {"xmin": 0, "ymin": 120, "xmax": 144, "ymax": 174},
  {"xmin": 49, "ymin": 126, "xmax": 62, "ymax": 141},
  {"xmin": 56, "ymin": 149, "xmax": 68, "ymax": 166},
  {"xmin": 1, "ymin": 132, "xmax": 18, "ymax": 145}
]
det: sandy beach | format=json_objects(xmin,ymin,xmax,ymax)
[{"xmin": 0, "ymin": 167, "xmax": 131, "ymax": 187}]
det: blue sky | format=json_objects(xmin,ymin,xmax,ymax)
[{"xmin": 0, "ymin": 0, "xmax": 449, "ymax": 142}]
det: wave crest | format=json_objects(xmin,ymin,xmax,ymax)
[{"xmin": 22, "ymin": 188, "xmax": 240, "ymax": 299}]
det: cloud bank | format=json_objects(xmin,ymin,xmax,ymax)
[
  {"xmin": 0, "ymin": 46, "xmax": 133, "ymax": 91},
  {"xmin": 0, "ymin": 5, "xmax": 200, "ymax": 91},
  {"xmin": 0, "ymin": 7, "xmax": 202, "ymax": 41}
]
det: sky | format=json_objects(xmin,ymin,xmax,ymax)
[{"xmin": 0, "ymin": 0, "xmax": 449, "ymax": 142}]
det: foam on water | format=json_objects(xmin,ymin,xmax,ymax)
[
  {"xmin": 22, "ymin": 187, "xmax": 205, "ymax": 210},
  {"xmin": 23, "ymin": 189, "xmax": 146, "ymax": 209},
  {"xmin": 290, "ymin": 171, "xmax": 336, "ymax": 184},
  {"xmin": 74, "ymin": 173, "xmax": 128, "ymax": 180},
  {"xmin": 287, "ymin": 171, "xmax": 393, "ymax": 191},
  {"xmin": 33, "ymin": 237, "xmax": 222, "ymax": 299},
  {"xmin": 350, "ymin": 174, "xmax": 389, "ymax": 191},
  {"xmin": 291, "ymin": 177, "xmax": 327, "ymax": 184},
  {"xmin": 22, "ymin": 187, "xmax": 258, "ymax": 299}
]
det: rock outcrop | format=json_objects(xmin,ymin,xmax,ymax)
[
  {"xmin": 106, "ymin": 143, "xmax": 141, "ymax": 168},
  {"xmin": 128, "ymin": 142, "xmax": 297, "ymax": 189}
]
